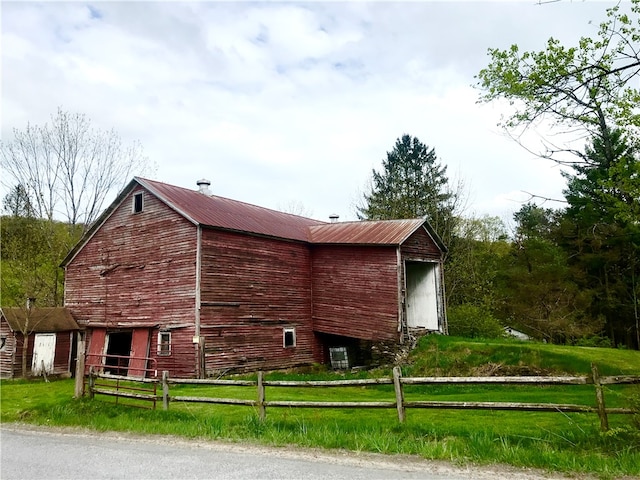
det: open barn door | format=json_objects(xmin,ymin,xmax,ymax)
[
  {"xmin": 128, "ymin": 328, "xmax": 150, "ymax": 377},
  {"xmin": 405, "ymin": 261, "xmax": 441, "ymax": 330},
  {"xmin": 86, "ymin": 328, "xmax": 106, "ymax": 373}
]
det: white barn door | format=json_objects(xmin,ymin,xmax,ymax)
[
  {"xmin": 405, "ymin": 262, "xmax": 440, "ymax": 330},
  {"xmin": 32, "ymin": 333, "xmax": 56, "ymax": 375}
]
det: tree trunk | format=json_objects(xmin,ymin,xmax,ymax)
[{"xmin": 21, "ymin": 332, "xmax": 30, "ymax": 378}]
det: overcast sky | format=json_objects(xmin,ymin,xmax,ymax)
[{"xmin": 1, "ymin": 1, "xmax": 624, "ymax": 224}]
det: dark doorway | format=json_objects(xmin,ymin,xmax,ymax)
[{"xmin": 105, "ymin": 331, "xmax": 132, "ymax": 375}]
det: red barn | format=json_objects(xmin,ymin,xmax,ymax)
[{"xmin": 62, "ymin": 178, "xmax": 446, "ymax": 378}]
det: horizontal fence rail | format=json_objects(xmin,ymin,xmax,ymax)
[{"xmin": 84, "ymin": 364, "xmax": 640, "ymax": 430}]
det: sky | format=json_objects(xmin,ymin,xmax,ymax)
[{"xmin": 1, "ymin": 1, "xmax": 625, "ymax": 224}]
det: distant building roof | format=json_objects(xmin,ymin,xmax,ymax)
[{"xmin": 1, "ymin": 307, "xmax": 79, "ymax": 333}]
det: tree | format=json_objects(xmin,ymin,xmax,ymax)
[
  {"xmin": 3, "ymin": 184, "xmax": 35, "ymax": 217},
  {"xmin": 476, "ymin": 0, "xmax": 640, "ymax": 169},
  {"xmin": 561, "ymin": 132, "xmax": 640, "ymax": 348},
  {"xmin": 1, "ymin": 108, "xmax": 151, "ymax": 229},
  {"xmin": 497, "ymin": 204, "xmax": 600, "ymax": 344},
  {"xmin": 358, "ymin": 134, "xmax": 460, "ymax": 246},
  {"xmin": 477, "ymin": 1, "xmax": 640, "ymax": 348},
  {"xmin": 445, "ymin": 215, "xmax": 510, "ymax": 312}
]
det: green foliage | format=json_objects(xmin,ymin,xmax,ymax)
[
  {"xmin": 445, "ymin": 215, "xmax": 510, "ymax": 311},
  {"xmin": 474, "ymin": 2, "xmax": 640, "ymax": 350},
  {"xmin": 446, "ymin": 304, "xmax": 505, "ymax": 339},
  {"xmin": 358, "ymin": 134, "xmax": 457, "ymax": 244},
  {"xmin": 408, "ymin": 334, "xmax": 640, "ymax": 377},
  {"xmin": 0, "ymin": 215, "xmax": 81, "ymax": 307},
  {"xmin": 476, "ymin": 1, "xmax": 640, "ymax": 162}
]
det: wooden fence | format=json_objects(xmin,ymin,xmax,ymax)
[{"xmin": 85, "ymin": 364, "xmax": 640, "ymax": 431}]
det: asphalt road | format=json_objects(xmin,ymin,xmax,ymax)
[{"xmin": 0, "ymin": 426, "xmax": 565, "ymax": 480}]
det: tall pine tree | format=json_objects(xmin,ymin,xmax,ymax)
[{"xmin": 358, "ymin": 134, "xmax": 456, "ymax": 245}]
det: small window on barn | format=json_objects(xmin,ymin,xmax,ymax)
[
  {"xmin": 158, "ymin": 331, "xmax": 171, "ymax": 356},
  {"xmin": 133, "ymin": 192, "xmax": 144, "ymax": 213},
  {"xmin": 0, "ymin": 336, "xmax": 6, "ymax": 351},
  {"xmin": 283, "ymin": 328, "xmax": 296, "ymax": 348}
]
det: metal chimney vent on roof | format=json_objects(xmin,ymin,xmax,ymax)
[
  {"xmin": 196, "ymin": 178, "xmax": 212, "ymax": 195},
  {"xmin": 329, "ymin": 214, "xmax": 339, "ymax": 223}
]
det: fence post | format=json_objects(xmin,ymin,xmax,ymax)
[
  {"xmin": 74, "ymin": 332, "xmax": 86, "ymax": 398},
  {"xmin": 591, "ymin": 363, "xmax": 609, "ymax": 431},
  {"xmin": 393, "ymin": 366, "xmax": 405, "ymax": 423},
  {"xmin": 162, "ymin": 370, "xmax": 170, "ymax": 411},
  {"xmin": 88, "ymin": 366, "xmax": 95, "ymax": 400},
  {"xmin": 257, "ymin": 371, "xmax": 266, "ymax": 421}
]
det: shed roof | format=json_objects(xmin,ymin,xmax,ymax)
[{"xmin": 1, "ymin": 307, "xmax": 79, "ymax": 333}]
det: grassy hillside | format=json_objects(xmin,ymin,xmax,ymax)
[{"xmin": 406, "ymin": 335, "xmax": 640, "ymax": 377}]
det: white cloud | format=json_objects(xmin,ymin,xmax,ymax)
[{"xmin": 1, "ymin": 1, "xmax": 623, "ymax": 223}]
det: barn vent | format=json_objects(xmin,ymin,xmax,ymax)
[
  {"xmin": 329, "ymin": 214, "xmax": 339, "ymax": 223},
  {"xmin": 196, "ymin": 179, "xmax": 212, "ymax": 195}
]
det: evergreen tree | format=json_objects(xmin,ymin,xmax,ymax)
[
  {"xmin": 561, "ymin": 131, "xmax": 640, "ymax": 348},
  {"xmin": 358, "ymin": 134, "xmax": 457, "ymax": 244}
]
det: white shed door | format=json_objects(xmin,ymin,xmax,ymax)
[{"xmin": 32, "ymin": 333, "xmax": 56, "ymax": 375}]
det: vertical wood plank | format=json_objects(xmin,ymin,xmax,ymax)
[
  {"xmin": 591, "ymin": 363, "xmax": 609, "ymax": 431},
  {"xmin": 88, "ymin": 366, "xmax": 95, "ymax": 400},
  {"xmin": 393, "ymin": 366, "xmax": 405, "ymax": 423},
  {"xmin": 162, "ymin": 370, "xmax": 170, "ymax": 411},
  {"xmin": 257, "ymin": 371, "xmax": 266, "ymax": 421},
  {"xmin": 74, "ymin": 332, "xmax": 86, "ymax": 398}
]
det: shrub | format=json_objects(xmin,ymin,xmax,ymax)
[{"xmin": 447, "ymin": 304, "xmax": 505, "ymax": 339}]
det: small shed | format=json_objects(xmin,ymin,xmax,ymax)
[{"xmin": 0, "ymin": 307, "xmax": 80, "ymax": 379}]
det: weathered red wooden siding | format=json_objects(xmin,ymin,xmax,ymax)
[
  {"xmin": 199, "ymin": 229, "xmax": 318, "ymax": 372},
  {"xmin": 53, "ymin": 332, "xmax": 73, "ymax": 373},
  {"xmin": 0, "ymin": 320, "xmax": 16, "ymax": 378},
  {"xmin": 400, "ymin": 227, "xmax": 443, "ymax": 260},
  {"xmin": 149, "ymin": 327, "xmax": 196, "ymax": 378},
  {"xmin": 64, "ymin": 187, "xmax": 198, "ymax": 377},
  {"xmin": 311, "ymin": 245, "xmax": 400, "ymax": 341},
  {"xmin": 7, "ymin": 332, "xmax": 73, "ymax": 377}
]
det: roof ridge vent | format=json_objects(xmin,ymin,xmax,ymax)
[{"xmin": 196, "ymin": 178, "xmax": 212, "ymax": 195}]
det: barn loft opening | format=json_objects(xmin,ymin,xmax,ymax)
[
  {"xmin": 133, "ymin": 192, "xmax": 143, "ymax": 213},
  {"xmin": 405, "ymin": 261, "xmax": 441, "ymax": 330},
  {"xmin": 105, "ymin": 331, "xmax": 132, "ymax": 375}
]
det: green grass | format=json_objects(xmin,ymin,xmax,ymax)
[{"xmin": 2, "ymin": 336, "xmax": 640, "ymax": 479}]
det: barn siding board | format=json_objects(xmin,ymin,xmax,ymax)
[
  {"xmin": 311, "ymin": 245, "xmax": 399, "ymax": 341},
  {"xmin": 401, "ymin": 227, "xmax": 443, "ymax": 260},
  {"xmin": 0, "ymin": 320, "xmax": 15, "ymax": 378},
  {"xmin": 150, "ymin": 327, "xmax": 196, "ymax": 378},
  {"xmin": 64, "ymin": 188, "xmax": 197, "ymax": 329},
  {"xmin": 199, "ymin": 230, "xmax": 317, "ymax": 372}
]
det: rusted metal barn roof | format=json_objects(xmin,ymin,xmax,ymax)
[
  {"xmin": 1, "ymin": 307, "xmax": 79, "ymax": 333},
  {"xmin": 137, "ymin": 178, "xmax": 325, "ymax": 242},
  {"xmin": 62, "ymin": 177, "xmax": 446, "ymax": 267},
  {"xmin": 308, "ymin": 219, "xmax": 428, "ymax": 245}
]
